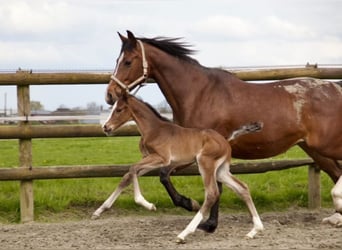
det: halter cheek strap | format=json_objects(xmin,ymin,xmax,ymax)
[{"xmin": 110, "ymin": 40, "xmax": 148, "ymax": 93}]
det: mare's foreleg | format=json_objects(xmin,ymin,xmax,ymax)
[
  {"xmin": 298, "ymin": 142, "xmax": 342, "ymax": 226},
  {"xmin": 91, "ymin": 172, "xmax": 133, "ymax": 219},
  {"xmin": 197, "ymin": 182, "xmax": 222, "ymax": 233},
  {"xmin": 160, "ymin": 164, "xmax": 200, "ymax": 211},
  {"xmin": 216, "ymin": 162, "xmax": 264, "ymax": 238}
]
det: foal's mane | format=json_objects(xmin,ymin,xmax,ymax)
[
  {"xmin": 132, "ymin": 96, "xmax": 171, "ymax": 122},
  {"xmin": 138, "ymin": 36, "xmax": 199, "ymax": 64},
  {"xmin": 143, "ymin": 101, "xmax": 171, "ymax": 122}
]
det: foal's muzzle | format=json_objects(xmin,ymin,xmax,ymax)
[{"xmin": 102, "ymin": 124, "xmax": 113, "ymax": 135}]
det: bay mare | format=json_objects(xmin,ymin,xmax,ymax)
[
  {"xmin": 93, "ymin": 93, "xmax": 264, "ymax": 242},
  {"xmin": 105, "ymin": 31, "xmax": 342, "ymax": 231}
]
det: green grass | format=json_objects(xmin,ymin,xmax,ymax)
[{"xmin": 0, "ymin": 137, "xmax": 335, "ymax": 223}]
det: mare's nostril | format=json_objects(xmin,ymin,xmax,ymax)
[{"xmin": 106, "ymin": 92, "xmax": 113, "ymax": 105}]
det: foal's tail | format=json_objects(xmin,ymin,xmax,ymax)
[{"xmin": 228, "ymin": 121, "xmax": 263, "ymax": 141}]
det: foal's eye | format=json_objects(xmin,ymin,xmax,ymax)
[{"xmin": 124, "ymin": 60, "xmax": 131, "ymax": 67}]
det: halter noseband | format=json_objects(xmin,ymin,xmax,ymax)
[{"xmin": 110, "ymin": 40, "xmax": 148, "ymax": 93}]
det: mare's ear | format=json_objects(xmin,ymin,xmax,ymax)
[
  {"xmin": 117, "ymin": 32, "xmax": 127, "ymax": 43},
  {"xmin": 126, "ymin": 30, "xmax": 137, "ymax": 47}
]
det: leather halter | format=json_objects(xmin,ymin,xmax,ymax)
[{"xmin": 110, "ymin": 40, "xmax": 148, "ymax": 92}]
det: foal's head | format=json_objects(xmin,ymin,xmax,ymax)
[{"xmin": 102, "ymin": 94, "xmax": 132, "ymax": 135}]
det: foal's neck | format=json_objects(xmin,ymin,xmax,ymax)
[{"xmin": 128, "ymin": 97, "xmax": 169, "ymax": 138}]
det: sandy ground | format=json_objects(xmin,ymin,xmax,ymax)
[{"xmin": 0, "ymin": 208, "xmax": 341, "ymax": 249}]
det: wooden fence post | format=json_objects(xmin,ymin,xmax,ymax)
[
  {"xmin": 17, "ymin": 71, "xmax": 33, "ymax": 223},
  {"xmin": 308, "ymin": 164, "xmax": 321, "ymax": 209}
]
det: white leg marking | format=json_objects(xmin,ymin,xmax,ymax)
[
  {"xmin": 91, "ymin": 187, "xmax": 123, "ymax": 219},
  {"xmin": 133, "ymin": 174, "xmax": 156, "ymax": 211},
  {"xmin": 216, "ymin": 162, "xmax": 264, "ymax": 238},
  {"xmin": 322, "ymin": 176, "xmax": 342, "ymax": 227},
  {"xmin": 177, "ymin": 211, "xmax": 203, "ymax": 243}
]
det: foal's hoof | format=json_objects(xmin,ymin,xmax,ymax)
[
  {"xmin": 176, "ymin": 237, "xmax": 186, "ymax": 244},
  {"xmin": 150, "ymin": 204, "xmax": 157, "ymax": 211},
  {"xmin": 91, "ymin": 214, "xmax": 100, "ymax": 220}
]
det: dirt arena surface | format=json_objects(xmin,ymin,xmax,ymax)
[{"xmin": 0, "ymin": 208, "xmax": 341, "ymax": 249}]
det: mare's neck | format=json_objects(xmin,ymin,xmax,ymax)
[{"xmin": 147, "ymin": 45, "xmax": 208, "ymax": 124}]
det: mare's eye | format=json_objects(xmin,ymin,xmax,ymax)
[{"xmin": 124, "ymin": 60, "xmax": 131, "ymax": 67}]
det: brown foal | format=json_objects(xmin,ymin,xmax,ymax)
[{"xmin": 92, "ymin": 93, "xmax": 264, "ymax": 242}]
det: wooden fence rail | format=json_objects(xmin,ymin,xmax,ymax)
[
  {"xmin": 1, "ymin": 65, "xmax": 341, "ymax": 223},
  {"xmin": 1, "ymin": 66, "xmax": 342, "ymax": 86},
  {"xmin": 0, "ymin": 159, "xmax": 314, "ymax": 181}
]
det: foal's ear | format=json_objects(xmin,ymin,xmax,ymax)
[
  {"xmin": 117, "ymin": 32, "xmax": 127, "ymax": 43},
  {"xmin": 126, "ymin": 30, "xmax": 137, "ymax": 47}
]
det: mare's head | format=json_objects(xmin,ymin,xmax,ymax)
[
  {"xmin": 106, "ymin": 30, "xmax": 196, "ymax": 105},
  {"xmin": 102, "ymin": 93, "xmax": 132, "ymax": 135},
  {"xmin": 106, "ymin": 30, "xmax": 148, "ymax": 105}
]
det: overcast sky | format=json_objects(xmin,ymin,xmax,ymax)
[{"xmin": 1, "ymin": 0, "xmax": 341, "ymax": 111}]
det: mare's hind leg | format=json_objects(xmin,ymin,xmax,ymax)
[
  {"xmin": 160, "ymin": 164, "xmax": 201, "ymax": 211},
  {"xmin": 216, "ymin": 162, "xmax": 263, "ymax": 238},
  {"xmin": 298, "ymin": 142, "xmax": 342, "ymax": 226}
]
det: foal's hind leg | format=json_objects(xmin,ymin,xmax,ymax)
[
  {"xmin": 216, "ymin": 162, "xmax": 264, "ymax": 238},
  {"xmin": 92, "ymin": 172, "xmax": 133, "ymax": 219},
  {"xmin": 177, "ymin": 158, "xmax": 220, "ymax": 243}
]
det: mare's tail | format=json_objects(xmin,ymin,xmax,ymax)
[{"xmin": 228, "ymin": 121, "xmax": 263, "ymax": 141}]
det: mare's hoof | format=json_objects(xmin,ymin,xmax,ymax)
[
  {"xmin": 197, "ymin": 220, "xmax": 217, "ymax": 233},
  {"xmin": 322, "ymin": 212, "xmax": 342, "ymax": 227}
]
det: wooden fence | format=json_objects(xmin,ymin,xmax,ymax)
[{"xmin": 0, "ymin": 65, "xmax": 341, "ymax": 223}]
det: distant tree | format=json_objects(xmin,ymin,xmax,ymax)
[
  {"xmin": 30, "ymin": 101, "xmax": 44, "ymax": 111},
  {"xmin": 87, "ymin": 102, "xmax": 101, "ymax": 111}
]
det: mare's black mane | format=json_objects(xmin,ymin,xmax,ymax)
[{"xmin": 138, "ymin": 36, "xmax": 198, "ymax": 64}]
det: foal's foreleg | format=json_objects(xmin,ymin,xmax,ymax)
[
  {"xmin": 131, "ymin": 154, "xmax": 168, "ymax": 211},
  {"xmin": 91, "ymin": 172, "xmax": 133, "ymax": 219}
]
